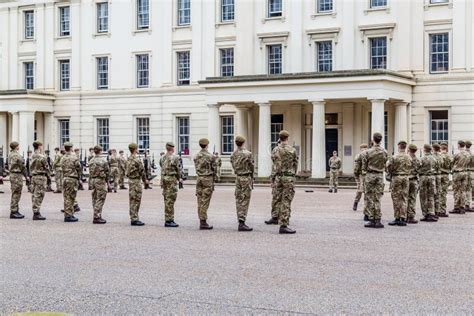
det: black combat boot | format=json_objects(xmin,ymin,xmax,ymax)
[
  {"xmin": 465, "ymin": 206, "xmax": 474, "ymax": 212},
  {"xmin": 131, "ymin": 220, "xmax": 145, "ymax": 226},
  {"xmin": 352, "ymin": 202, "xmax": 358, "ymax": 211},
  {"xmin": 264, "ymin": 217, "xmax": 279, "ymax": 225},
  {"xmin": 53, "ymin": 190, "xmax": 62, "ymax": 194},
  {"xmin": 120, "ymin": 185, "xmax": 127, "ymax": 190},
  {"xmin": 33, "ymin": 213, "xmax": 46, "ymax": 220},
  {"xmin": 420, "ymin": 215, "xmax": 438, "ymax": 222},
  {"xmin": 74, "ymin": 205, "xmax": 81, "ymax": 213},
  {"xmin": 388, "ymin": 218, "xmax": 400, "ymax": 226},
  {"xmin": 363, "ymin": 214, "xmax": 370, "ymax": 221},
  {"xmin": 199, "ymin": 220, "xmax": 213, "ymax": 230},
  {"xmin": 449, "ymin": 208, "xmax": 463, "ymax": 214},
  {"xmin": 238, "ymin": 221, "xmax": 253, "ymax": 232},
  {"xmin": 93, "ymin": 217, "xmax": 107, "ymax": 224},
  {"xmin": 10, "ymin": 212, "xmax": 25, "ymax": 219},
  {"xmin": 64, "ymin": 216, "xmax": 78, "ymax": 222},
  {"xmin": 279, "ymin": 225, "xmax": 296, "ymax": 234},
  {"xmin": 328, "ymin": 189, "xmax": 333, "ymax": 193},
  {"xmin": 437, "ymin": 213, "xmax": 449, "ymax": 217},
  {"xmin": 373, "ymin": 219, "xmax": 384, "ymax": 228},
  {"xmin": 334, "ymin": 188, "xmax": 338, "ymax": 193},
  {"xmin": 407, "ymin": 217, "xmax": 418, "ymax": 224},
  {"xmin": 397, "ymin": 218, "xmax": 407, "ymax": 226},
  {"xmin": 165, "ymin": 221, "xmax": 179, "ymax": 228}
]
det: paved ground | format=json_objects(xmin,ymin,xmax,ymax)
[{"xmin": 0, "ymin": 183, "xmax": 473, "ymax": 314}]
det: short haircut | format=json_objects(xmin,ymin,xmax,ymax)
[
  {"xmin": 279, "ymin": 135, "xmax": 288, "ymax": 142},
  {"xmin": 235, "ymin": 140, "xmax": 244, "ymax": 147},
  {"xmin": 373, "ymin": 134, "xmax": 383, "ymax": 144},
  {"xmin": 33, "ymin": 143, "xmax": 40, "ymax": 150},
  {"xmin": 94, "ymin": 148, "xmax": 101, "ymax": 154},
  {"xmin": 199, "ymin": 144, "xmax": 207, "ymax": 149},
  {"xmin": 399, "ymin": 143, "xmax": 407, "ymax": 150}
]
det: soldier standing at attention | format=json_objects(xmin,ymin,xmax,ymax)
[
  {"xmin": 265, "ymin": 140, "xmax": 281, "ymax": 225},
  {"xmin": 61, "ymin": 142, "xmax": 81, "ymax": 222},
  {"xmin": 353, "ymin": 144, "xmax": 368, "ymax": 213},
  {"xmin": 26, "ymin": 149, "xmax": 33, "ymax": 193},
  {"xmin": 437, "ymin": 142, "xmax": 452, "ymax": 217},
  {"xmin": 126, "ymin": 143, "xmax": 147, "ymax": 226},
  {"xmin": 271, "ymin": 130, "xmax": 298, "ymax": 234},
  {"xmin": 88, "ymin": 145, "xmax": 110, "ymax": 224},
  {"xmin": 159, "ymin": 142, "xmax": 181, "ymax": 228},
  {"xmin": 194, "ymin": 138, "xmax": 216, "ymax": 230},
  {"xmin": 53, "ymin": 147, "xmax": 63, "ymax": 193},
  {"xmin": 29, "ymin": 141, "xmax": 49, "ymax": 220},
  {"xmin": 109, "ymin": 149, "xmax": 119, "ymax": 193},
  {"xmin": 118, "ymin": 150, "xmax": 127, "ymax": 189},
  {"xmin": 432, "ymin": 143, "xmax": 443, "ymax": 216},
  {"xmin": 362, "ymin": 132, "xmax": 388, "ymax": 229},
  {"xmin": 230, "ymin": 135, "xmax": 254, "ymax": 232},
  {"xmin": 87, "ymin": 147, "xmax": 95, "ymax": 191},
  {"xmin": 143, "ymin": 150, "xmax": 153, "ymax": 190},
  {"xmin": 418, "ymin": 144, "xmax": 438, "ymax": 222},
  {"xmin": 386, "ymin": 141, "xmax": 411, "ymax": 226},
  {"xmin": 215, "ymin": 153, "xmax": 222, "ymax": 183},
  {"xmin": 74, "ymin": 148, "xmax": 85, "ymax": 191},
  {"xmin": 328, "ymin": 151, "xmax": 341, "ymax": 193},
  {"xmin": 450, "ymin": 140, "xmax": 471, "ymax": 214},
  {"xmin": 407, "ymin": 144, "xmax": 420, "ymax": 224},
  {"xmin": 8, "ymin": 142, "xmax": 29, "ymax": 219},
  {"xmin": 465, "ymin": 140, "xmax": 473, "ymax": 212}
]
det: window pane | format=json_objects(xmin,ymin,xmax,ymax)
[
  {"xmin": 370, "ymin": 0, "xmax": 387, "ymax": 8},
  {"xmin": 97, "ymin": 57, "xmax": 109, "ymax": 89},
  {"xmin": 59, "ymin": 119, "xmax": 70, "ymax": 146},
  {"xmin": 177, "ymin": 117, "xmax": 190, "ymax": 154},
  {"xmin": 370, "ymin": 37, "xmax": 387, "ymax": 69},
  {"xmin": 318, "ymin": 0, "xmax": 333, "ymax": 12},
  {"xmin": 221, "ymin": 116, "xmax": 234, "ymax": 154},
  {"xmin": 177, "ymin": 51, "xmax": 190, "ymax": 85},
  {"xmin": 317, "ymin": 41, "xmax": 332, "ymax": 72},
  {"xmin": 59, "ymin": 60, "xmax": 70, "ymax": 91},
  {"xmin": 24, "ymin": 11, "xmax": 35, "ymax": 39},
  {"xmin": 271, "ymin": 114, "xmax": 284, "ymax": 148},
  {"xmin": 220, "ymin": 48, "xmax": 234, "ymax": 77},
  {"xmin": 430, "ymin": 33, "xmax": 449, "ymax": 73},
  {"xmin": 136, "ymin": 54, "xmax": 149, "ymax": 88},
  {"xmin": 137, "ymin": 117, "xmax": 150, "ymax": 152},
  {"xmin": 97, "ymin": 3, "xmax": 108, "ymax": 33},
  {"xmin": 268, "ymin": 0, "xmax": 282, "ymax": 17},
  {"xmin": 24, "ymin": 62, "xmax": 34, "ymax": 90},
  {"xmin": 268, "ymin": 44, "xmax": 282, "ymax": 75},
  {"xmin": 59, "ymin": 6, "xmax": 70, "ymax": 36},
  {"xmin": 221, "ymin": 0, "xmax": 234, "ymax": 21},
  {"xmin": 137, "ymin": 0, "xmax": 149, "ymax": 29},
  {"xmin": 178, "ymin": 0, "xmax": 191, "ymax": 25},
  {"xmin": 97, "ymin": 118, "xmax": 110, "ymax": 152}
]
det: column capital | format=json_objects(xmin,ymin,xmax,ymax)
[
  {"xmin": 309, "ymin": 99, "xmax": 326, "ymax": 105},
  {"xmin": 207, "ymin": 103, "xmax": 220, "ymax": 109},
  {"xmin": 256, "ymin": 102, "xmax": 271, "ymax": 107},
  {"xmin": 394, "ymin": 101, "xmax": 410, "ymax": 107},
  {"xmin": 369, "ymin": 98, "xmax": 387, "ymax": 103},
  {"xmin": 235, "ymin": 105, "xmax": 251, "ymax": 110}
]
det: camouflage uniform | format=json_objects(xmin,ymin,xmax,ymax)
[
  {"xmin": 160, "ymin": 153, "xmax": 181, "ymax": 222},
  {"xmin": 30, "ymin": 151, "xmax": 50, "ymax": 214},
  {"xmin": 438, "ymin": 151, "xmax": 452, "ymax": 215},
  {"xmin": 386, "ymin": 152, "xmax": 411, "ymax": 220},
  {"xmin": 418, "ymin": 152, "xmax": 437, "ymax": 217},
  {"xmin": 126, "ymin": 154, "xmax": 146, "ymax": 221},
  {"xmin": 194, "ymin": 149, "xmax": 216, "ymax": 221},
  {"xmin": 407, "ymin": 153, "xmax": 420, "ymax": 219},
  {"xmin": 362, "ymin": 144, "xmax": 388, "ymax": 220},
  {"xmin": 61, "ymin": 152, "xmax": 81, "ymax": 217},
  {"xmin": 231, "ymin": 147, "xmax": 255, "ymax": 222},
  {"xmin": 466, "ymin": 147, "xmax": 473, "ymax": 208},
  {"xmin": 271, "ymin": 143, "xmax": 298, "ymax": 226},
  {"xmin": 118, "ymin": 154, "xmax": 127, "ymax": 188},
  {"xmin": 53, "ymin": 152, "xmax": 63, "ymax": 191},
  {"xmin": 109, "ymin": 154, "xmax": 119, "ymax": 191},
  {"xmin": 328, "ymin": 156, "xmax": 342, "ymax": 190},
  {"xmin": 8, "ymin": 149, "xmax": 27, "ymax": 213},
  {"xmin": 452, "ymin": 149, "xmax": 471, "ymax": 209},
  {"xmin": 353, "ymin": 151, "xmax": 368, "ymax": 215},
  {"xmin": 432, "ymin": 150, "xmax": 442, "ymax": 213},
  {"xmin": 89, "ymin": 155, "xmax": 110, "ymax": 219}
]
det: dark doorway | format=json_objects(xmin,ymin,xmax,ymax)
[{"xmin": 325, "ymin": 128, "xmax": 338, "ymax": 171}]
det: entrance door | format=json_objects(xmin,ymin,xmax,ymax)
[{"xmin": 325, "ymin": 128, "xmax": 338, "ymax": 171}]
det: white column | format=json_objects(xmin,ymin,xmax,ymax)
[
  {"xmin": 311, "ymin": 100, "xmax": 326, "ymax": 179},
  {"xmin": 257, "ymin": 102, "xmax": 272, "ymax": 177},
  {"xmin": 370, "ymin": 99, "xmax": 386, "ymax": 147},
  {"xmin": 235, "ymin": 106, "xmax": 249, "ymax": 141},
  {"xmin": 0, "ymin": 112, "xmax": 7, "ymax": 150},
  {"xmin": 207, "ymin": 104, "xmax": 221, "ymax": 154},
  {"xmin": 394, "ymin": 102, "xmax": 408, "ymax": 144},
  {"xmin": 11, "ymin": 112, "xmax": 19, "ymax": 142},
  {"xmin": 18, "ymin": 111, "xmax": 35, "ymax": 149},
  {"xmin": 304, "ymin": 113, "xmax": 312, "ymax": 171},
  {"xmin": 44, "ymin": 112, "xmax": 53, "ymax": 147}
]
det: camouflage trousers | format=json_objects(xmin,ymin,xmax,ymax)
[
  {"xmin": 407, "ymin": 178, "xmax": 418, "ymax": 219},
  {"xmin": 273, "ymin": 175, "xmax": 295, "ymax": 226},
  {"xmin": 270, "ymin": 185, "xmax": 279, "ymax": 218},
  {"xmin": 119, "ymin": 169, "xmax": 125, "ymax": 187},
  {"xmin": 329, "ymin": 170, "xmax": 339, "ymax": 189},
  {"xmin": 434, "ymin": 174, "xmax": 441, "ymax": 212},
  {"xmin": 453, "ymin": 172, "xmax": 469, "ymax": 209},
  {"xmin": 196, "ymin": 175, "xmax": 214, "ymax": 221},
  {"xmin": 466, "ymin": 171, "xmax": 473, "ymax": 206},
  {"xmin": 63, "ymin": 177, "xmax": 79, "ymax": 217},
  {"xmin": 365, "ymin": 173, "xmax": 384, "ymax": 220},
  {"xmin": 90, "ymin": 178, "xmax": 107, "ymax": 219},
  {"xmin": 9, "ymin": 173, "xmax": 24, "ymax": 213},
  {"xmin": 110, "ymin": 167, "xmax": 119, "ymax": 190},
  {"xmin": 31, "ymin": 175, "xmax": 46, "ymax": 214},
  {"xmin": 129, "ymin": 179, "xmax": 143, "ymax": 221},
  {"xmin": 438, "ymin": 174, "xmax": 450, "ymax": 214},
  {"xmin": 235, "ymin": 175, "xmax": 253, "ymax": 222},
  {"xmin": 391, "ymin": 176, "xmax": 409, "ymax": 220},
  {"xmin": 162, "ymin": 176, "xmax": 178, "ymax": 221},
  {"xmin": 419, "ymin": 175, "xmax": 435, "ymax": 217},
  {"xmin": 354, "ymin": 175, "xmax": 364, "ymax": 203},
  {"xmin": 54, "ymin": 168, "xmax": 63, "ymax": 191}
]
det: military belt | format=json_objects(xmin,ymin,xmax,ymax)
[
  {"xmin": 10, "ymin": 171, "xmax": 23, "ymax": 174},
  {"xmin": 277, "ymin": 172, "xmax": 295, "ymax": 177},
  {"xmin": 392, "ymin": 174, "xmax": 409, "ymax": 176},
  {"xmin": 197, "ymin": 174, "xmax": 213, "ymax": 177},
  {"xmin": 452, "ymin": 170, "xmax": 464, "ymax": 173},
  {"xmin": 419, "ymin": 174, "xmax": 433, "ymax": 177},
  {"xmin": 367, "ymin": 171, "xmax": 383, "ymax": 174},
  {"xmin": 236, "ymin": 173, "xmax": 252, "ymax": 176},
  {"xmin": 409, "ymin": 176, "xmax": 417, "ymax": 180},
  {"xmin": 64, "ymin": 176, "xmax": 79, "ymax": 179},
  {"xmin": 163, "ymin": 174, "xmax": 178, "ymax": 177},
  {"xmin": 32, "ymin": 173, "xmax": 47, "ymax": 176}
]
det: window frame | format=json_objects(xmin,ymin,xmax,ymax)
[
  {"xmin": 316, "ymin": 40, "xmax": 333, "ymax": 72},
  {"xmin": 96, "ymin": 56, "xmax": 109, "ymax": 90},
  {"xmin": 267, "ymin": 0, "xmax": 283, "ymax": 18},
  {"xmin": 429, "ymin": 110, "xmax": 449, "ymax": 144},
  {"xmin": 219, "ymin": 47, "xmax": 234, "ymax": 77},
  {"xmin": 220, "ymin": 115, "xmax": 234, "ymax": 155},
  {"xmin": 369, "ymin": 0, "xmax": 388, "ymax": 8},
  {"xmin": 96, "ymin": 2, "xmax": 109, "ymax": 34},
  {"xmin": 59, "ymin": 59, "xmax": 70, "ymax": 91},
  {"xmin": 176, "ymin": 116, "xmax": 190, "ymax": 155},
  {"xmin": 429, "ymin": 32, "xmax": 449, "ymax": 74},
  {"xmin": 369, "ymin": 36, "xmax": 388, "ymax": 70},
  {"xmin": 58, "ymin": 119, "xmax": 70, "ymax": 147},
  {"xmin": 177, "ymin": 51, "xmax": 191, "ymax": 85},
  {"xmin": 58, "ymin": 6, "xmax": 71, "ymax": 37},
  {"xmin": 24, "ymin": 10, "xmax": 35, "ymax": 39},
  {"xmin": 267, "ymin": 44, "xmax": 283, "ymax": 75},
  {"xmin": 96, "ymin": 117, "xmax": 110, "ymax": 153},
  {"xmin": 136, "ymin": 0, "xmax": 150, "ymax": 30},
  {"xmin": 24, "ymin": 61, "xmax": 34, "ymax": 90},
  {"xmin": 271, "ymin": 114, "xmax": 284, "ymax": 149},
  {"xmin": 177, "ymin": 0, "xmax": 191, "ymax": 26},
  {"xmin": 220, "ymin": 0, "xmax": 235, "ymax": 22},
  {"xmin": 136, "ymin": 53, "xmax": 150, "ymax": 88},
  {"xmin": 317, "ymin": 0, "xmax": 333, "ymax": 13},
  {"xmin": 136, "ymin": 117, "xmax": 150, "ymax": 154}
]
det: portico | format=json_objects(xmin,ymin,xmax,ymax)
[{"xmin": 199, "ymin": 70, "xmax": 415, "ymax": 178}]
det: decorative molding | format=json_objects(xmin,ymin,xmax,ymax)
[
  {"xmin": 256, "ymin": 31, "xmax": 290, "ymax": 49},
  {"xmin": 306, "ymin": 27, "xmax": 341, "ymax": 45},
  {"xmin": 359, "ymin": 23, "xmax": 396, "ymax": 42},
  {"xmin": 261, "ymin": 16, "xmax": 286, "ymax": 24},
  {"xmin": 215, "ymin": 36, "xmax": 236, "ymax": 43},
  {"xmin": 172, "ymin": 39, "xmax": 192, "ymax": 46},
  {"xmin": 310, "ymin": 11, "xmax": 337, "ymax": 19},
  {"xmin": 424, "ymin": 19, "xmax": 453, "ymax": 26},
  {"xmin": 363, "ymin": 6, "xmax": 390, "ymax": 15}
]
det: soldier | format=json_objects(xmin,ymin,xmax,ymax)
[
  {"xmin": 215, "ymin": 152, "xmax": 222, "ymax": 183},
  {"xmin": 407, "ymin": 144, "xmax": 420, "ymax": 224},
  {"xmin": 271, "ymin": 130, "xmax": 298, "ymax": 234},
  {"xmin": 53, "ymin": 147, "xmax": 63, "ymax": 193},
  {"xmin": 8, "ymin": 141, "xmax": 29, "ymax": 219},
  {"xmin": 29, "ymin": 141, "xmax": 49, "ymax": 220},
  {"xmin": 109, "ymin": 149, "xmax": 119, "ymax": 193},
  {"xmin": 362, "ymin": 132, "xmax": 388, "ymax": 228},
  {"xmin": 450, "ymin": 140, "xmax": 471, "ymax": 214},
  {"xmin": 328, "ymin": 151, "xmax": 341, "ymax": 193},
  {"xmin": 74, "ymin": 148, "xmax": 85, "ymax": 191},
  {"xmin": 126, "ymin": 143, "xmax": 147, "ymax": 226},
  {"xmin": 418, "ymin": 144, "xmax": 438, "ymax": 222},
  {"xmin": 44, "ymin": 149, "xmax": 54, "ymax": 192},
  {"xmin": 432, "ymin": 143, "xmax": 442, "ymax": 215},
  {"xmin": 87, "ymin": 147, "xmax": 95, "ymax": 191},
  {"xmin": 118, "ymin": 150, "xmax": 127, "ymax": 189},
  {"xmin": 159, "ymin": 142, "xmax": 182, "ymax": 228},
  {"xmin": 353, "ymin": 144, "xmax": 368, "ymax": 213},
  {"xmin": 465, "ymin": 140, "xmax": 473, "ymax": 212},
  {"xmin": 438, "ymin": 142, "xmax": 452, "ymax": 217},
  {"xmin": 386, "ymin": 141, "xmax": 411, "ymax": 226},
  {"xmin": 88, "ymin": 145, "xmax": 110, "ymax": 224},
  {"xmin": 61, "ymin": 142, "xmax": 82, "ymax": 222},
  {"xmin": 230, "ymin": 135, "xmax": 254, "ymax": 232},
  {"xmin": 26, "ymin": 149, "xmax": 32, "ymax": 192},
  {"xmin": 265, "ymin": 139, "xmax": 281, "ymax": 225},
  {"xmin": 194, "ymin": 138, "xmax": 216, "ymax": 230}
]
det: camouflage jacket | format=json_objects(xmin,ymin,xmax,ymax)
[
  {"xmin": 30, "ymin": 152, "xmax": 50, "ymax": 176},
  {"xmin": 467, "ymin": 149, "xmax": 473, "ymax": 171},
  {"xmin": 354, "ymin": 151, "xmax": 368, "ymax": 177},
  {"xmin": 231, "ymin": 148, "xmax": 254, "ymax": 176},
  {"xmin": 329, "ymin": 157, "xmax": 342, "ymax": 170},
  {"xmin": 386, "ymin": 152, "xmax": 412, "ymax": 176},
  {"xmin": 408, "ymin": 154, "xmax": 420, "ymax": 179},
  {"xmin": 418, "ymin": 153, "xmax": 437, "ymax": 176},
  {"xmin": 216, "ymin": 157, "xmax": 222, "ymax": 168},
  {"xmin": 271, "ymin": 143, "xmax": 298, "ymax": 179},
  {"xmin": 109, "ymin": 155, "xmax": 119, "ymax": 168},
  {"xmin": 362, "ymin": 144, "xmax": 388, "ymax": 174},
  {"xmin": 193, "ymin": 149, "xmax": 216, "ymax": 177},
  {"xmin": 160, "ymin": 154, "xmax": 181, "ymax": 179},
  {"xmin": 61, "ymin": 152, "xmax": 81, "ymax": 178},
  {"xmin": 126, "ymin": 155, "xmax": 145, "ymax": 181},
  {"xmin": 439, "ymin": 152, "xmax": 453, "ymax": 174},
  {"xmin": 452, "ymin": 150, "xmax": 471, "ymax": 172},
  {"xmin": 8, "ymin": 150, "xmax": 27, "ymax": 176},
  {"xmin": 432, "ymin": 152, "xmax": 442, "ymax": 175},
  {"xmin": 118, "ymin": 156, "xmax": 127, "ymax": 172},
  {"xmin": 53, "ymin": 153, "xmax": 62, "ymax": 170},
  {"xmin": 89, "ymin": 156, "xmax": 110, "ymax": 180}
]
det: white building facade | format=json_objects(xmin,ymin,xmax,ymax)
[{"xmin": 0, "ymin": 0, "xmax": 473, "ymax": 177}]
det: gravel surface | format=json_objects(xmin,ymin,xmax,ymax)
[{"xmin": 0, "ymin": 184, "xmax": 473, "ymax": 314}]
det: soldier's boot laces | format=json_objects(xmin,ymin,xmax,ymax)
[
  {"xmin": 33, "ymin": 213, "xmax": 46, "ymax": 221},
  {"xmin": 238, "ymin": 222, "xmax": 253, "ymax": 232},
  {"xmin": 165, "ymin": 221, "xmax": 179, "ymax": 228},
  {"xmin": 407, "ymin": 217, "xmax": 419, "ymax": 224},
  {"xmin": 64, "ymin": 216, "xmax": 78, "ymax": 222},
  {"xmin": 199, "ymin": 220, "xmax": 213, "ymax": 230},
  {"xmin": 264, "ymin": 217, "xmax": 279, "ymax": 225},
  {"xmin": 279, "ymin": 225, "xmax": 296, "ymax": 234},
  {"xmin": 93, "ymin": 217, "xmax": 107, "ymax": 224},
  {"xmin": 10, "ymin": 212, "xmax": 25, "ymax": 219},
  {"xmin": 388, "ymin": 218, "xmax": 400, "ymax": 226},
  {"xmin": 131, "ymin": 220, "xmax": 145, "ymax": 226},
  {"xmin": 352, "ymin": 202, "xmax": 358, "ymax": 211}
]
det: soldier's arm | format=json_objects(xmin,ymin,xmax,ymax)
[{"xmin": 75, "ymin": 159, "xmax": 82, "ymax": 177}]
